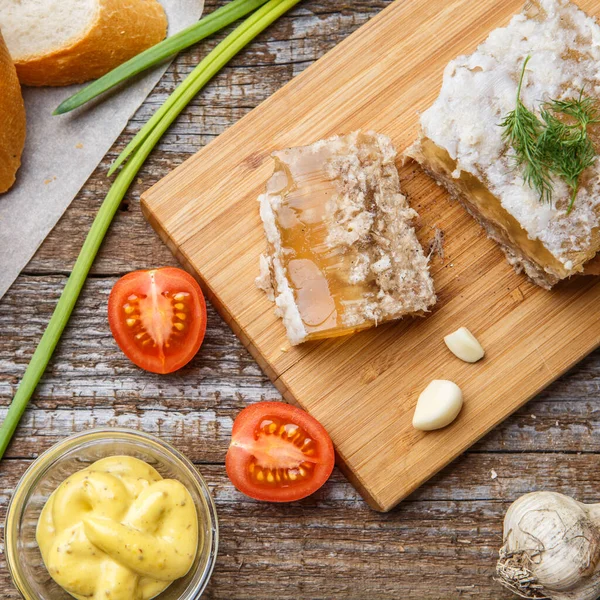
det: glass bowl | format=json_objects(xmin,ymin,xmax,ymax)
[{"xmin": 4, "ymin": 428, "xmax": 218, "ymax": 600}]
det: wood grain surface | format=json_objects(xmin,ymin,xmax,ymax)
[
  {"xmin": 141, "ymin": 0, "xmax": 600, "ymax": 511},
  {"xmin": 1, "ymin": 0, "xmax": 600, "ymax": 597}
]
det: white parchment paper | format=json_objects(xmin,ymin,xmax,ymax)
[{"xmin": 0, "ymin": 0, "xmax": 204, "ymax": 299}]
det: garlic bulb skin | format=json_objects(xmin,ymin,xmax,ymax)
[{"xmin": 497, "ymin": 491, "xmax": 600, "ymax": 600}]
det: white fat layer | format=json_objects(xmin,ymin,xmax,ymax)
[
  {"xmin": 258, "ymin": 194, "xmax": 307, "ymax": 345},
  {"xmin": 255, "ymin": 254, "xmax": 275, "ymax": 302},
  {"xmin": 420, "ymin": 0, "xmax": 600, "ymax": 265}
]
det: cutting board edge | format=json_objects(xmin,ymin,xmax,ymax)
[
  {"xmin": 141, "ymin": 195, "xmax": 280, "ymax": 382},
  {"xmin": 139, "ymin": 0, "xmax": 600, "ymax": 513},
  {"xmin": 141, "ymin": 193, "xmax": 388, "ymax": 510},
  {"xmin": 383, "ymin": 337, "xmax": 600, "ymax": 511},
  {"xmin": 140, "ymin": 0, "xmax": 402, "ymax": 209}
]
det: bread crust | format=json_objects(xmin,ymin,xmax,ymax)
[
  {"xmin": 14, "ymin": 0, "xmax": 168, "ymax": 87},
  {"xmin": 0, "ymin": 30, "xmax": 26, "ymax": 194}
]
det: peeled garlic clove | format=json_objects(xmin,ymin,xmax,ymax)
[
  {"xmin": 444, "ymin": 327, "xmax": 485, "ymax": 363},
  {"xmin": 412, "ymin": 380, "xmax": 463, "ymax": 431}
]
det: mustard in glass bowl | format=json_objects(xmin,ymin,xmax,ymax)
[{"xmin": 5, "ymin": 428, "xmax": 218, "ymax": 600}]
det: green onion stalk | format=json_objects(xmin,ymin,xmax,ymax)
[
  {"xmin": 55, "ymin": 0, "xmax": 269, "ymax": 115},
  {"xmin": 0, "ymin": 0, "xmax": 301, "ymax": 460}
]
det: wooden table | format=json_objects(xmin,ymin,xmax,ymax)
[{"xmin": 1, "ymin": 1, "xmax": 599, "ymax": 597}]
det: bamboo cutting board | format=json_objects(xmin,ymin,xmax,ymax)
[{"xmin": 141, "ymin": 0, "xmax": 600, "ymax": 511}]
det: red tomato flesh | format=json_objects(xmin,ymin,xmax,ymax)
[
  {"xmin": 108, "ymin": 267, "xmax": 206, "ymax": 374},
  {"xmin": 226, "ymin": 402, "xmax": 335, "ymax": 502}
]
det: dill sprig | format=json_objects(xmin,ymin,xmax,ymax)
[
  {"xmin": 500, "ymin": 55, "xmax": 600, "ymax": 213},
  {"xmin": 500, "ymin": 56, "xmax": 553, "ymax": 203}
]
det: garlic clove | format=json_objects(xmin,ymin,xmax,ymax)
[
  {"xmin": 412, "ymin": 380, "xmax": 463, "ymax": 431},
  {"xmin": 444, "ymin": 327, "xmax": 485, "ymax": 363}
]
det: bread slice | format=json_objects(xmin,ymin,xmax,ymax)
[
  {"xmin": 0, "ymin": 0, "xmax": 168, "ymax": 87},
  {"xmin": 407, "ymin": 0, "xmax": 600, "ymax": 289},
  {"xmin": 257, "ymin": 131, "xmax": 436, "ymax": 345},
  {"xmin": 0, "ymin": 29, "xmax": 26, "ymax": 194}
]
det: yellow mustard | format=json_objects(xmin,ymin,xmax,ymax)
[{"xmin": 36, "ymin": 456, "xmax": 198, "ymax": 600}]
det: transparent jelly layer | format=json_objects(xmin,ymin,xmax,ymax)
[
  {"xmin": 260, "ymin": 132, "xmax": 435, "ymax": 344},
  {"xmin": 268, "ymin": 143, "xmax": 377, "ymax": 340}
]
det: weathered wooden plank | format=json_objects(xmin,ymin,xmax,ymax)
[
  {"xmin": 2, "ymin": 276, "xmax": 600, "ymax": 461},
  {"xmin": 5, "ymin": 398, "xmax": 600, "ymax": 461},
  {"xmin": 5, "ymin": 453, "xmax": 599, "ymax": 523},
  {"xmin": 2, "ymin": 0, "xmax": 600, "ymax": 595},
  {"xmin": 5, "ymin": 453, "xmax": 600, "ymax": 598},
  {"xmin": 3, "ymin": 397, "xmax": 600, "ymax": 460}
]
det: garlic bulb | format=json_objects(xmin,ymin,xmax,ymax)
[{"xmin": 497, "ymin": 491, "xmax": 600, "ymax": 600}]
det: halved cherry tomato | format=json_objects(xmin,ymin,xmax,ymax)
[
  {"xmin": 226, "ymin": 402, "xmax": 335, "ymax": 502},
  {"xmin": 108, "ymin": 267, "xmax": 206, "ymax": 374}
]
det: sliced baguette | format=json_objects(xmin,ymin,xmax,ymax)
[
  {"xmin": 0, "ymin": 29, "xmax": 26, "ymax": 194},
  {"xmin": 0, "ymin": 0, "xmax": 168, "ymax": 87}
]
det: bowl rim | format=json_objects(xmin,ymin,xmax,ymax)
[{"xmin": 4, "ymin": 427, "xmax": 219, "ymax": 600}]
